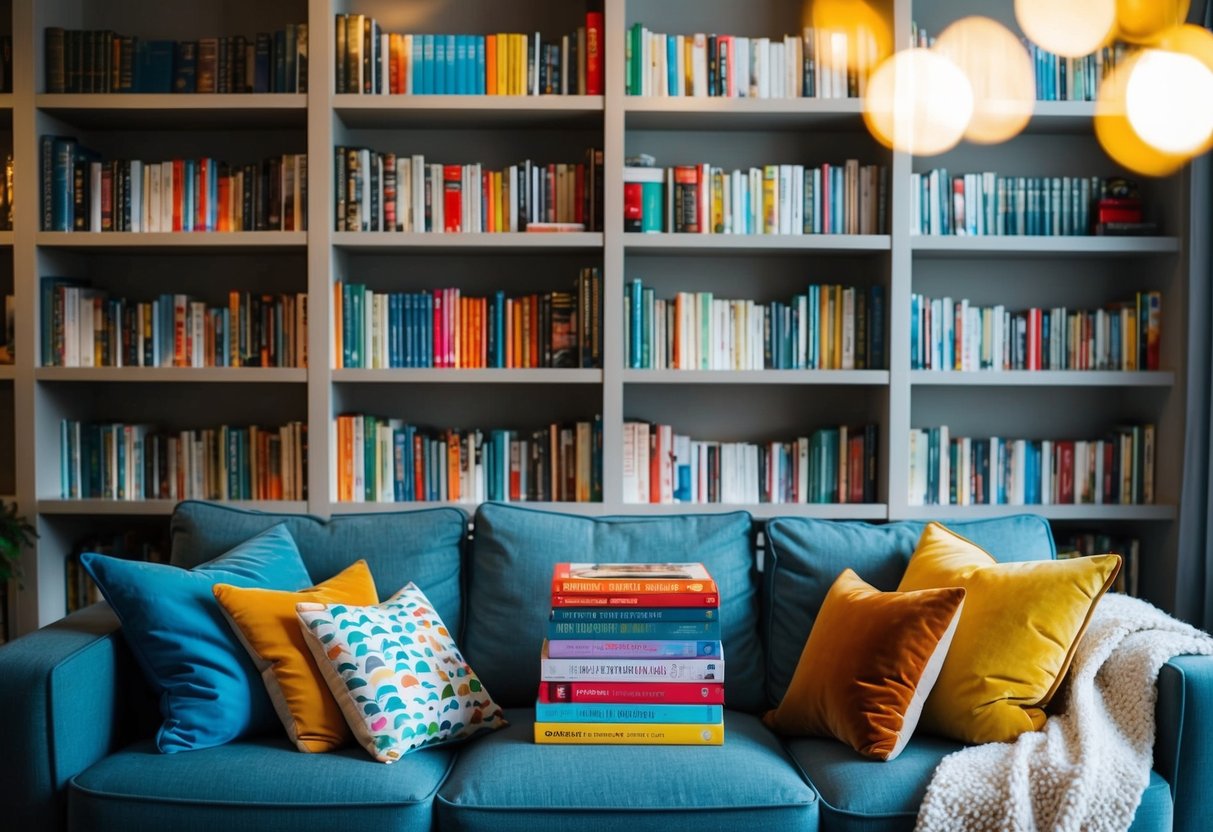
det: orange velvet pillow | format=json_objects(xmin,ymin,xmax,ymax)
[{"xmin": 763, "ymin": 569, "xmax": 966, "ymax": 761}]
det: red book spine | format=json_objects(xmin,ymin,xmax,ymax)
[
  {"xmin": 624, "ymin": 182, "xmax": 642, "ymax": 231},
  {"xmin": 585, "ymin": 11, "xmax": 603, "ymax": 95},
  {"xmin": 433, "ymin": 289, "xmax": 444, "ymax": 368},
  {"xmin": 172, "ymin": 161, "xmax": 184, "ymax": 231},
  {"xmin": 197, "ymin": 159, "xmax": 209, "ymax": 232},
  {"xmin": 538, "ymin": 681, "xmax": 725, "ymax": 705},
  {"xmin": 553, "ymin": 592, "xmax": 720, "ymax": 608},
  {"xmin": 1059, "ymin": 441, "xmax": 1075, "ymax": 503},
  {"xmin": 413, "ymin": 433, "xmax": 425, "ymax": 499},
  {"xmin": 443, "ymin": 164, "xmax": 462, "ymax": 233}
]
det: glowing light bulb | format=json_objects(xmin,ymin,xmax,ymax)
[
  {"xmin": 935, "ymin": 17, "xmax": 1034, "ymax": 144},
  {"xmin": 807, "ymin": 0, "xmax": 893, "ymax": 72},
  {"xmin": 1014, "ymin": 0, "xmax": 1116, "ymax": 58},
  {"xmin": 863, "ymin": 49, "xmax": 973, "ymax": 156},
  {"xmin": 1126, "ymin": 50, "xmax": 1213, "ymax": 155},
  {"xmin": 1095, "ymin": 55, "xmax": 1187, "ymax": 177},
  {"xmin": 1116, "ymin": 0, "xmax": 1190, "ymax": 45}
]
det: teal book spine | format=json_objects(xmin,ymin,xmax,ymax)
[
  {"xmin": 548, "ymin": 621, "xmax": 722, "ymax": 640},
  {"xmin": 534, "ymin": 702, "xmax": 723, "ymax": 724},
  {"xmin": 546, "ymin": 639, "xmax": 722, "ymax": 659}
]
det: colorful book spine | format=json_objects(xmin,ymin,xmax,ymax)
[
  {"xmin": 537, "ymin": 680, "xmax": 726, "ymax": 704},
  {"xmin": 540, "ymin": 642, "xmax": 724, "ymax": 682},
  {"xmin": 546, "ymin": 639, "xmax": 722, "ymax": 659},
  {"xmin": 535, "ymin": 702, "xmax": 723, "ymax": 724},
  {"xmin": 550, "ymin": 607, "xmax": 718, "ymax": 623},
  {"xmin": 909, "ymin": 171, "xmax": 1111, "ymax": 236},
  {"xmin": 548, "ymin": 620, "xmax": 721, "ymax": 640},
  {"xmin": 552, "ymin": 592, "xmax": 720, "ymax": 608},
  {"xmin": 534, "ymin": 721, "xmax": 724, "ymax": 745}
]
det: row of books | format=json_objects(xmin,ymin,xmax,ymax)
[
  {"xmin": 625, "ymin": 161, "xmax": 887, "ymax": 236},
  {"xmin": 1057, "ymin": 533, "xmax": 1140, "ymax": 597},
  {"xmin": 625, "ymin": 281, "xmax": 885, "ymax": 371},
  {"xmin": 1, "ymin": 295, "xmax": 12, "ymax": 364},
  {"xmin": 41, "ymin": 280, "xmax": 307, "ymax": 369},
  {"xmin": 907, "ymin": 425, "xmax": 1155, "ymax": 507},
  {"xmin": 64, "ymin": 530, "xmax": 170, "ymax": 615},
  {"xmin": 911, "ymin": 171, "xmax": 1105, "ymax": 237},
  {"xmin": 334, "ymin": 415, "xmax": 603, "ymax": 504},
  {"xmin": 626, "ymin": 25, "xmax": 871, "ymax": 99},
  {"xmin": 334, "ymin": 148, "xmax": 603, "ymax": 233},
  {"xmin": 623, "ymin": 422, "xmax": 878, "ymax": 505},
  {"xmin": 58, "ymin": 421, "xmax": 308, "ymax": 501},
  {"xmin": 909, "ymin": 292, "xmax": 1162, "ymax": 373},
  {"xmin": 41, "ymin": 138, "xmax": 307, "ymax": 232},
  {"xmin": 910, "ymin": 23, "xmax": 1127, "ymax": 103},
  {"xmin": 334, "ymin": 13, "xmax": 603, "ymax": 96},
  {"xmin": 45, "ymin": 26, "xmax": 309, "ymax": 94},
  {"xmin": 334, "ymin": 273, "xmax": 601, "ymax": 370},
  {"xmin": 536, "ymin": 562, "xmax": 726, "ymax": 746}
]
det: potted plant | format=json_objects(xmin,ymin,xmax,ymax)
[{"xmin": 0, "ymin": 500, "xmax": 35, "ymax": 588}]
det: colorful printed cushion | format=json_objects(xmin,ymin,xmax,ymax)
[
  {"xmin": 80, "ymin": 524, "xmax": 313, "ymax": 753},
  {"xmin": 213, "ymin": 560, "xmax": 380, "ymax": 753},
  {"xmin": 297, "ymin": 582, "xmax": 508, "ymax": 763},
  {"xmin": 763, "ymin": 569, "xmax": 966, "ymax": 761},
  {"xmin": 897, "ymin": 522, "xmax": 1121, "ymax": 744}
]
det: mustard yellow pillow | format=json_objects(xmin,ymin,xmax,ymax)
[
  {"xmin": 897, "ymin": 522, "xmax": 1120, "ymax": 744},
  {"xmin": 214, "ymin": 560, "xmax": 379, "ymax": 752},
  {"xmin": 763, "ymin": 569, "xmax": 966, "ymax": 761}
]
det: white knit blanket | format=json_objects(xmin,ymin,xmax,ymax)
[{"xmin": 916, "ymin": 593, "xmax": 1213, "ymax": 832}]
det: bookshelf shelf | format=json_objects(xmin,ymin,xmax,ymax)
[
  {"xmin": 0, "ymin": 232, "xmax": 13, "ymax": 247},
  {"xmin": 332, "ymin": 231, "xmax": 604, "ymax": 252},
  {"xmin": 618, "ymin": 502, "xmax": 888, "ymax": 520},
  {"xmin": 0, "ymin": 366, "xmax": 14, "ymax": 381},
  {"xmin": 891, "ymin": 504, "xmax": 1177, "ymax": 522},
  {"xmin": 910, "ymin": 371, "xmax": 1176, "ymax": 387},
  {"xmin": 328, "ymin": 500, "xmax": 605, "ymax": 517},
  {"xmin": 1025, "ymin": 101, "xmax": 1099, "ymax": 133},
  {"xmin": 37, "ymin": 499, "xmax": 310, "ymax": 516},
  {"xmin": 910, "ymin": 236, "xmax": 1181, "ymax": 257},
  {"xmin": 332, "ymin": 368, "xmax": 603, "ymax": 384},
  {"xmin": 623, "ymin": 234, "xmax": 890, "ymax": 254},
  {"xmin": 35, "ymin": 367, "xmax": 308, "ymax": 383},
  {"xmin": 623, "ymin": 370, "xmax": 889, "ymax": 386},
  {"xmin": 623, "ymin": 96, "xmax": 865, "ymax": 131},
  {"xmin": 35, "ymin": 94, "xmax": 309, "ymax": 128},
  {"xmin": 333, "ymin": 94, "xmax": 605, "ymax": 128},
  {"xmin": 34, "ymin": 231, "xmax": 307, "ymax": 251}
]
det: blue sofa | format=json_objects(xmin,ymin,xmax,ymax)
[{"xmin": 1, "ymin": 501, "xmax": 1210, "ymax": 832}]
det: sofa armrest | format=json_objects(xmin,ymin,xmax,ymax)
[
  {"xmin": 0, "ymin": 603, "xmax": 154, "ymax": 831},
  {"xmin": 1155, "ymin": 654, "xmax": 1213, "ymax": 832}
]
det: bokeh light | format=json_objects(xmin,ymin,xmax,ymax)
[
  {"xmin": 1116, "ymin": 0, "xmax": 1190, "ymax": 45},
  {"xmin": 863, "ymin": 49, "xmax": 974, "ymax": 156},
  {"xmin": 806, "ymin": 0, "xmax": 893, "ymax": 72},
  {"xmin": 1126, "ymin": 50, "xmax": 1213, "ymax": 155},
  {"xmin": 934, "ymin": 17, "xmax": 1034, "ymax": 144},
  {"xmin": 1095, "ymin": 53, "xmax": 1189, "ymax": 176},
  {"xmin": 1014, "ymin": 0, "xmax": 1116, "ymax": 58}
]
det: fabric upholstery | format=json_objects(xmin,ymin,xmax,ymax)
[
  {"xmin": 298, "ymin": 582, "xmax": 507, "ymax": 763},
  {"xmin": 81, "ymin": 525, "xmax": 312, "ymax": 752},
  {"xmin": 213, "ymin": 560, "xmax": 379, "ymax": 752},
  {"xmin": 764, "ymin": 515, "xmax": 1056, "ymax": 707},
  {"xmin": 68, "ymin": 736, "xmax": 454, "ymax": 832},
  {"xmin": 764, "ymin": 569, "xmax": 965, "ymax": 761},
  {"xmin": 464, "ymin": 504, "xmax": 765, "ymax": 712},
  {"xmin": 436, "ymin": 707, "xmax": 818, "ymax": 832},
  {"xmin": 897, "ymin": 522, "xmax": 1120, "ymax": 744},
  {"xmin": 170, "ymin": 500, "xmax": 467, "ymax": 637},
  {"xmin": 1156, "ymin": 655, "xmax": 1213, "ymax": 832}
]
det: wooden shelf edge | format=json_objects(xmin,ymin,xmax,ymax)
[
  {"xmin": 623, "ymin": 369, "xmax": 888, "ymax": 385},
  {"xmin": 36, "ymin": 367, "xmax": 307, "ymax": 383},
  {"xmin": 332, "ymin": 368, "xmax": 602, "ymax": 383},
  {"xmin": 890, "ymin": 504, "xmax": 1177, "ymax": 521}
]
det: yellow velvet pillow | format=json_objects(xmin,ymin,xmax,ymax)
[
  {"xmin": 763, "ymin": 569, "xmax": 967, "ymax": 761},
  {"xmin": 214, "ymin": 560, "xmax": 379, "ymax": 752},
  {"xmin": 897, "ymin": 522, "xmax": 1121, "ymax": 744}
]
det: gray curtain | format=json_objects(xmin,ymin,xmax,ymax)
[{"xmin": 1177, "ymin": 0, "xmax": 1213, "ymax": 633}]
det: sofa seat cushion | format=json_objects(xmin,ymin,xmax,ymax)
[
  {"xmin": 784, "ymin": 736, "xmax": 1173, "ymax": 832},
  {"xmin": 170, "ymin": 501, "xmax": 467, "ymax": 637},
  {"xmin": 67, "ymin": 736, "xmax": 455, "ymax": 832},
  {"xmin": 436, "ymin": 707, "xmax": 819, "ymax": 832}
]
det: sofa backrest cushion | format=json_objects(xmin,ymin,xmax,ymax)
[
  {"xmin": 763, "ymin": 515, "xmax": 1055, "ymax": 708},
  {"xmin": 170, "ymin": 501, "xmax": 466, "ymax": 637},
  {"xmin": 463, "ymin": 504, "xmax": 766, "ymax": 713}
]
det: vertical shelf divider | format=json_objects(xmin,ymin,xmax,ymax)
[{"xmin": 601, "ymin": 0, "xmax": 627, "ymax": 505}]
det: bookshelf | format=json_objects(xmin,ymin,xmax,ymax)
[{"xmin": 0, "ymin": 0, "xmax": 1199, "ymax": 636}]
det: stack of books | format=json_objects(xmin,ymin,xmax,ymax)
[{"xmin": 535, "ymin": 562, "xmax": 725, "ymax": 746}]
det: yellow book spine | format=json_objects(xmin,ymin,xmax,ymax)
[
  {"xmin": 833, "ymin": 285, "xmax": 843, "ymax": 369},
  {"xmin": 762, "ymin": 165, "xmax": 777, "ymax": 234},
  {"xmin": 533, "ymin": 721, "xmax": 724, "ymax": 745},
  {"xmin": 497, "ymin": 33, "xmax": 509, "ymax": 95}
]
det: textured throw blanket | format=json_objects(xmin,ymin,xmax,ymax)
[{"xmin": 917, "ymin": 593, "xmax": 1213, "ymax": 832}]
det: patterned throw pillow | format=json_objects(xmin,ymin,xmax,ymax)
[{"xmin": 297, "ymin": 582, "xmax": 507, "ymax": 763}]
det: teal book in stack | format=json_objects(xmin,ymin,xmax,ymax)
[{"xmin": 535, "ymin": 562, "xmax": 725, "ymax": 745}]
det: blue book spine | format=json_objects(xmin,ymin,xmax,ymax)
[
  {"xmin": 403, "ymin": 425, "xmax": 415, "ymax": 501},
  {"xmin": 476, "ymin": 36, "xmax": 486, "ymax": 94},
  {"xmin": 629, "ymin": 279, "xmax": 642, "ymax": 368},
  {"xmin": 494, "ymin": 290, "xmax": 505, "ymax": 367},
  {"xmin": 546, "ymin": 640, "xmax": 722, "ymax": 659},
  {"xmin": 420, "ymin": 35, "xmax": 433, "ymax": 94},
  {"xmin": 433, "ymin": 35, "xmax": 446, "ymax": 94},
  {"xmin": 209, "ymin": 159, "xmax": 219, "ymax": 231},
  {"xmin": 51, "ymin": 137, "xmax": 74, "ymax": 231},
  {"xmin": 666, "ymin": 36, "xmax": 677, "ymax": 95},
  {"xmin": 182, "ymin": 160, "xmax": 195, "ymax": 231},
  {"xmin": 445, "ymin": 34, "xmax": 457, "ymax": 95},
  {"xmin": 547, "ymin": 621, "xmax": 722, "ymax": 640},
  {"xmin": 393, "ymin": 428, "xmax": 405, "ymax": 501},
  {"xmin": 457, "ymin": 34, "xmax": 469, "ymax": 94},
  {"xmin": 534, "ymin": 702, "xmax": 723, "ymax": 724},
  {"xmin": 254, "ymin": 34, "xmax": 272, "ymax": 93}
]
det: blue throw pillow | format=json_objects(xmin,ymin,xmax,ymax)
[{"xmin": 81, "ymin": 523, "xmax": 312, "ymax": 753}]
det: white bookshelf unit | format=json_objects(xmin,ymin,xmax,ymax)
[{"xmin": 0, "ymin": 0, "xmax": 1198, "ymax": 637}]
